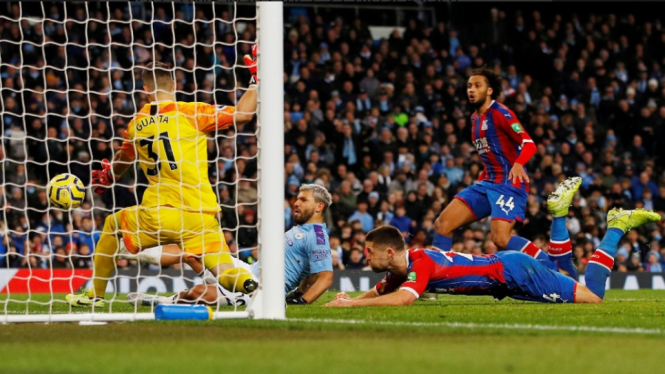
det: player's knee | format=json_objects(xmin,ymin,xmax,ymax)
[
  {"xmin": 491, "ymin": 231, "xmax": 511, "ymax": 249},
  {"xmin": 490, "ymin": 232, "xmax": 511, "ymax": 249},
  {"xmin": 434, "ymin": 216, "xmax": 451, "ymax": 235}
]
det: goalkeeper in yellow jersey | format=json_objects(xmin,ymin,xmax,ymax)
[{"xmin": 67, "ymin": 48, "xmax": 259, "ymax": 307}]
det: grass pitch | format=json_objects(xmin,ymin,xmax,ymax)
[{"xmin": 2, "ymin": 290, "xmax": 665, "ymax": 374}]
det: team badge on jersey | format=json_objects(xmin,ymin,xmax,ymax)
[
  {"xmin": 511, "ymin": 123, "xmax": 524, "ymax": 134},
  {"xmin": 481, "ymin": 120, "xmax": 488, "ymax": 130}
]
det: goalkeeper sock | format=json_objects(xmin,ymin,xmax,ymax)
[
  {"xmin": 89, "ymin": 213, "xmax": 124, "ymax": 299},
  {"xmin": 547, "ymin": 216, "xmax": 577, "ymax": 279},
  {"xmin": 198, "ymin": 269, "xmax": 218, "ymax": 284},
  {"xmin": 585, "ymin": 228, "xmax": 622, "ymax": 299},
  {"xmin": 219, "ymin": 267, "xmax": 256, "ymax": 294},
  {"xmin": 138, "ymin": 245, "xmax": 163, "ymax": 266}
]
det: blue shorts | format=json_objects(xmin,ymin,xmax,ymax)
[
  {"xmin": 455, "ymin": 181, "xmax": 528, "ymax": 223},
  {"xmin": 496, "ymin": 251, "xmax": 577, "ymax": 303}
]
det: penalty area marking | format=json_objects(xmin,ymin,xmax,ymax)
[{"xmin": 289, "ymin": 318, "xmax": 664, "ymax": 335}]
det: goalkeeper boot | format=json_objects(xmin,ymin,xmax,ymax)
[
  {"xmin": 244, "ymin": 279, "xmax": 259, "ymax": 293},
  {"xmin": 607, "ymin": 208, "xmax": 661, "ymax": 233},
  {"xmin": 66, "ymin": 288, "xmax": 104, "ymax": 308},
  {"xmin": 547, "ymin": 176, "xmax": 582, "ymax": 218}
]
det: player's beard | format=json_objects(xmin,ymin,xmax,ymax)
[
  {"xmin": 294, "ymin": 206, "xmax": 315, "ymax": 225},
  {"xmin": 469, "ymin": 91, "xmax": 487, "ymax": 110}
]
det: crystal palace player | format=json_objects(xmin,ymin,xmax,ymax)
[
  {"xmin": 432, "ymin": 67, "xmax": 579, "ymax": 278},
  {"xmin": 326, "ymin": 181, "xmax": 661, "ymax": 307}
]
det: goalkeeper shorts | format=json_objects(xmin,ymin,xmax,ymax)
[{"xmin": 110, "ymin": 205, "xmax": 229, "ymax": 257}]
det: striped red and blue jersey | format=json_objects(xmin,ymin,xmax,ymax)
[
  {"xmin": 471, "ymin": 101, "xmax": 533, "ymax": 192},
  {"xmin": 375, "ymin": 248, "xmax": 507, "ymax": 298}
]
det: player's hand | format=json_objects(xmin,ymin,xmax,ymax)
[
  {"xmin": 286, "ymin": 296, "xmax": 308, "ymax": 305},
  {"xmin": 508, "ymin": 163, "xmax": 529, "ymax": 185},
  {"xmin": 285, "ymin": 288, "xmax": 308, "ymax": 305},
  {"xmin": 324, "ymin": 298, "xmax": 354, "ymax": 307},
  {"xmin": 91, "ymin": 158, "xmax": 116, "ymax": 195},
  {"xmin": 243, "ymin": 44, "xmax": 257, "ymax": 85},
  {"xmin": 334, "ymin": 292, "xmax": 351, "ymax": 301}
]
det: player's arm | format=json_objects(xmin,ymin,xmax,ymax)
[
  {"xmin": 111, "ymin": 148, "xmax": 134, "ymax": 178},
  {"xmin": 297, "ymin": 271, "xmax": 333, "ymax": 304},
  {"xmin": 92, "ymin": 122, "xmax": 137, "ymax": 194},
  {"xmin": 193, "ymin": 46, "xmax": 257, "ymax": 132},
  {"xmin": 496, "ymin": 110, "xmax": 536, "ymax": 184},
  {"xmin": 326, "ymin": 256, "xmax": 434, "ymax": 307},
  {"xmin": 287, "ymin": 231, "xmax": 334, "ymax": 305},
  {"xmin": 326, "ymin": 289, "xmax": 416, "ymax": 307}
]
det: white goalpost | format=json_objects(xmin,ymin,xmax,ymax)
[{"xmin": 0, "ymin": 1, "xmax": 284, "ymax": 323}]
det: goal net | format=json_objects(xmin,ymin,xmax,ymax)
[{"xmin": 0, "ymin": 1, "xmax": 284, "ymax": 323}]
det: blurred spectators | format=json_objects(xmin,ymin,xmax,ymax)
[{"xmin": 2, "ymin": 3, "xmax": 665, "ymax": 275}]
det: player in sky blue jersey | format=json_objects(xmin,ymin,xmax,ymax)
[
  {"xmin": 128, "ymin": 184, "xmax": 334, "ymax": 307},
  {"xmin": 326, "ymin": 180, "xmax": 661, "ymax": 307}
]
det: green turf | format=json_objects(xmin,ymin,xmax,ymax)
[{"xmin": 2, "ymin": 290, "xmax": 665, "ymax": 374}]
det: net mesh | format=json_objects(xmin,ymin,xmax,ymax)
[{"xmin": 0, "ymin": 2, "xmax": 259, "ymax": 316}]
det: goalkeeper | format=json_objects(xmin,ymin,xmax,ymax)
[
  {"xmin": 67, "ymin": 49, "xmax": 260, "ymax": 307},
  {"xmin": 127, "ymin": 184, "xmax": 334, "ymax": 306}
]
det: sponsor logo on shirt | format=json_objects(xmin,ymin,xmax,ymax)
[
  {"xmin": 314, "ymin": 225, "xmax": 326, "ymax": 245},
  {"xmin": 295, "ymin": 233, "xmax": 305, "ymax": 240},
  {"xmin": 474, "ymin": 137, "xmax": 491, "ymax": 154},
  {"xmin": 311, "ymin": 249, "xmax": 330, "ymax": 260},
  {"xmin": 511, "ymin": 123, "xmax": 524, "ymax": 134}
]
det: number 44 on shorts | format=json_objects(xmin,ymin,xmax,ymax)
[{"xmin": 496, "ymin": 194, "xmax": 515, "ymax": 214}]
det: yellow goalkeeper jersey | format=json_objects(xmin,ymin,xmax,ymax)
[{"xmin": 120, "ymin": 101, "xmax": 236, "ymax": 214}]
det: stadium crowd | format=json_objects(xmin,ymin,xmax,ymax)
[{"xmin": 1, "ymin": 3, "xmax": 665, "ymax": 275}]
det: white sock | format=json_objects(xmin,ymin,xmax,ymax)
[
  {"xmin": 138, "ymin": 246, "xmax": 163, "ymax": 266},
  {"xmin": 157, "ymin": 295, "xmax": 176, "ymax": 305}
]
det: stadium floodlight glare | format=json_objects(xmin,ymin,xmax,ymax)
[{"xmin": 0, "ymin": 1, "xmax": 284, "ymax": 323}]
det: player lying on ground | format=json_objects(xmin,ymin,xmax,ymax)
[
  {"xmin": 67, "ymin": 49, "xmax": 260, "ymax": 307},
  {"xmin": 326, "ymin": 180, "xmax": 661, "ymax": 306},
  {"xmin": 432, "ymin": 67, "xmax": 579, "ymax": 279},
  {"xmin": 127, "ymin": 184, "xmax": 334, "ymax": 306}
]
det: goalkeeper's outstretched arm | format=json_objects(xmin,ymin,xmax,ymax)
[
  {"xmin": 233, "ymin": 44, "xmax": 258, "ymax": 125},
  {"xmin": 234, "ymin": 85, "xmax": 257, "ymax": 125}
]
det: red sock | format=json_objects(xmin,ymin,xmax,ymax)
[
  {"xmin": 521, "ymin": 242, "xmax": 546, "ymax": 260},
  {"xmin": 548, "ymin": 239, "xmax": 572, "ymax": 257},
  {"xmin": 589, "ymin": 249, "xmax": 614, "ymax": 271}
]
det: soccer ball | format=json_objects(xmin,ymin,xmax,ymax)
[{"xmin": 48, "ymin": 173, "xmax": 86, "ymax": 209}]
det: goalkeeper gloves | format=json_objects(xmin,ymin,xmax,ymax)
[
  {"xmin": 285, "ymin": 289, "xmax": 308, "ymax": 305},
  {"xmin": 243, "ymin": 44, "xmax": 257, "ymax": 85},
  {"xmin": 91, "ymin": 158, "xmax": 117, "ymax": 195}
]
